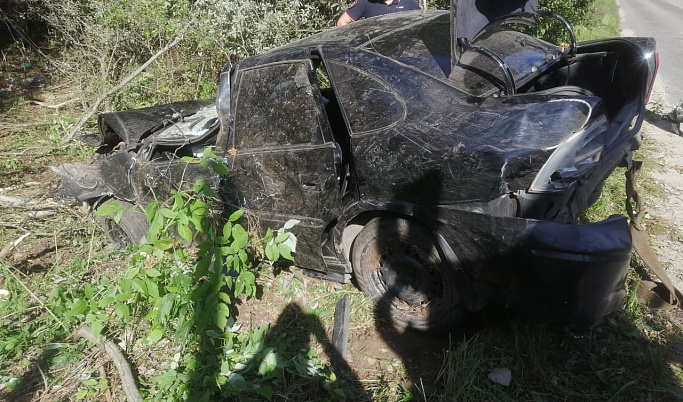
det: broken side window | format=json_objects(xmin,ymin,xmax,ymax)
[{"xmin": 233, "ymin": 61, "xmax": 331, "ymax": 149}]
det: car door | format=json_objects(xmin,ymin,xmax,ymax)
[{"xmin": 225, "ymin": 60, "xmax": 345, "ymax": 273}]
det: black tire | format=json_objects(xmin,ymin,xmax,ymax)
[
  {"xmin": 351, "ymin": 217, "xmax": 465, "ymax": 332},
  {"xmin": 96, "ymin": 199, "xmax": 148, "ymax": 247}
]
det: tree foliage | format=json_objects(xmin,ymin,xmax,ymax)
[
  {"xmin": 537, "ymin": 0, "xmax": 596, "ymax": 43},
  {"xmin": 5, "ymin": 0, "xmax": 593, "ymax": 111}
]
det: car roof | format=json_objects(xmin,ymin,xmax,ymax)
[
  {"xmin": 236, "ymin": 9, "xmax": 562, "ymax": 99},
  {"xmin": 237, "ymin": 10, "xmax": 446, "ymax": 69}
]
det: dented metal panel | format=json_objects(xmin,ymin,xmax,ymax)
[
  {"xmin": 51, "ymin": 8, "xmax": 659, "ymax": 331},
  {"xmin": 51, "ymin": 152, "xmax": 137, "ymax": 202},
  {"xmin": 98, "ymin": 99, "xmax": 215, "ymax": 147},
  {"xmin": 432, "ymin": 209, "xmax": 630, "ymax": 330},
  {"xmin": 226, "ymin": 146, "xmax": 342, "ymax": 220}
]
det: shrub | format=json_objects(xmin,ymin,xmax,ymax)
[
  {"xmin": 537, "ymin": 0, "xmax": 595, "ymax": 43},
  {"xmin": 20, "ymin": 0, "xmax": 593, "ymax": 112},
  {"xmin": 32, "ymin": 0, "xmax": 346, "ymax": 110}
]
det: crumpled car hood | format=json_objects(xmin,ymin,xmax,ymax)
[{"xmin": 97, "ymin": 99, "xmax": 214, "ymax": 148}]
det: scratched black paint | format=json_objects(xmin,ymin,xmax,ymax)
[{"xmin": 52, "ymin": 9, "xmax": 658, "ymax": 331}]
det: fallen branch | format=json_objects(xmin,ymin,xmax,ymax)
[
  {"xmin": 25, "ymin": 210, "xmax": 57, "ymax": 219},
  {"xmin": 0, "ymin": 220, "xmax": 69, "ymax": 237},
  {"xmin": 74, "ymin": 325, "xmax": 142, "ymax": 402},
  {"xmin": 0, "ymin": 147, "xmax": 53, "ymax": 157},
  {"xmin": 0, "ymin": 194, "xmax": 32, "ymax": 207},
  {"xmin": 31, "ymin": 98, "xmax": 80, "ymax": 109},
  {"xmin": 62, "ymin": 31, "xmax": 187, "ymax": 144},
  {"xmin": 0, "ymin": 122, "xmax": 55, "ymax": 129},
  {"xmin": 0, "ymin": 232, "xmax": 31, "ymax": 259},
  {"xmin": 0, "ymin": 194, "xmax": 63, "ymax": 211},
  {"xmin": 0, "ymin": 182, "xmax": 41, "ymax": 193},
  {"xmin": 0, "ymin": 221, "xmax": 29, "ymax": 232},
  {"xmin": 99, "ymin": 365, "xmax": 114, "ymax": 402},
  {"xmin": 36, "ymin": 362, "xmax": 50, "ymax": 401},
  {"xmin": 0, "ymin": 195, "xmax": 60, "ymax": 217}
]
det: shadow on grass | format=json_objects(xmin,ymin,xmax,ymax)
[
  {"xmin": 259, "ymin": 302, "xmax": 362, "ymax": 399},
  {"xmin": 357, "ymin": 169, "xmax": 683, "ymax": 401},
  {"xmin": 373, "ymin": 288, "xmax": 683, "ymax": 401},
  {"xmin": 2, "ymin": 232, "xmax": 682, "ymax": 401},
  {"xmin": 3, "ymin": 351, "xmax": 57, "ymax": 401},
  {"xmin": 181, "ymin": 299, "xmax": 363, "ymax": 401},
  {"xmin": 466, "ymin": 302, "xmax": 683, "ymax": 401}
]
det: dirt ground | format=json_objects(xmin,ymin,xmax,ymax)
[
  {"xmin": 2, "ymin": 46, "xmax": 683, "ymax": 399},
  {"xmin": 638, "ymin": 85, "xmax": 683, "ymax": 292},
  {"xmin": 232, "ymin": 269, "xmax": 454, "ymax": 392}
]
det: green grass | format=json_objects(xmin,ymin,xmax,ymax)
[
  {"xmin": 0, "ymin": 236, "xmax": 122, "ymax": 397},
  {"xmin": 574, "ymin": 0, "xmax": 621, "ymax": 41},
  {"xmin": 581, "ymin": 168, "xmax": 628, "ymax": 223},
  {"xmin": 2, "ymin": 0, "xmax": 683, "ymax": 401},
  {"xmin": 436, "ymin": 307, "xmax": 683, "ymax": 401}
]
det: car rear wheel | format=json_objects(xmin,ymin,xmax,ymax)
[
  {"xmin": 351, "ymin": 217, "xmax": 465, "ymax": 332},
  {"xmin": 96, "ymin": 199, "xmax": 148, "ymax": 247}
]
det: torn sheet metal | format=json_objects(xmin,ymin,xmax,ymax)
[{"xmin": 52, "ymin": 8, "xmax": 658, "ymax": 331}]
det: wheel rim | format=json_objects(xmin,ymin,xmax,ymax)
[
  {"xmin": 103, "ymin": 217, "xmax": 130, "ymax": 246},
  {"xmin": 371, "ymin": 238, "xmax": 444, "ymax": 308},
  {"xmin": 351, "ymin": 217, "xmax": 465, "ymax": 331}
]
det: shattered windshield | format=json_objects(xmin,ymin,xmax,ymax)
[{"xmin": 363, "ymin": 13, "xmax": 563, "ymax": 96}]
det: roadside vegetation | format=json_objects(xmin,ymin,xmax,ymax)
[{"xmin": 0, "ymin": 0, "xmax": 681, "ymax": 401}]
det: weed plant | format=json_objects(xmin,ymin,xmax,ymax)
[
  {"xmin": 0, "ymin": 149, "xmax": 353, "ymax": 400},
  {"xmin": 2, "ymin": 1, "xmax": 682, "ymax": 401}
]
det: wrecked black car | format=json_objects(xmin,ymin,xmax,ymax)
[{"xmin": 52, "ymin": 1, "xmax": 658, "ymax": 332}]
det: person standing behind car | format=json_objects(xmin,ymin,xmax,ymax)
[{"xmin": 336, "ymin": 0, "xmax": 421, "ymax": 26}]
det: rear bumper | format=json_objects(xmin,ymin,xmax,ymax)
[
  {"xmin": 517, "ymin": 215, "xmax": 631, "ymax": 330},
  {"xmin": 436, "ymin": 211, "xmax": 632, "ymax": 330}
]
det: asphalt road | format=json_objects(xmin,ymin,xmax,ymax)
[{"xmin": 618, "ymin": 0, "xmax": 683, "ymax": 105}]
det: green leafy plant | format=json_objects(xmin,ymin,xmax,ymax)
[
  {"xmin": 87, "ymin": 149, "xmax": 259, "ymax": 338},
  {"xmin": 75, "ymin": 376, "xmax": 109, "ymax": 400},
  {"xmin": 264, "ymin": 219, "xmax": 299, "ymax": 265},
  {"xmin": 95, "ymin": 201, "xmax": 124, "ymax": 224},
  {"xmin": 0, "ymin": 156, "xmax": 19, "ymax": 171},
  {"xmin": 530, "ymin": 0, "xmax": 596, "ymax": 44},
  {"xmin": 83, "ymin": 147, "xmax": 317, "ymax": 399}
]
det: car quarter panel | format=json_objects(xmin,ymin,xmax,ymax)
[
  {"xmin": 431, "ymin": 209, "xmax": 631, "ymax": 330},
  {"xmin": 325, "ymin": 53, "xmax": 597, "ymax": 205}
]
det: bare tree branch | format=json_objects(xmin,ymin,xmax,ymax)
[
  {"xmin": 61, "ymin": 30, "xmax": 188, "ymax": 144},
  {"xmin": 74, "ymin": 325, "xmax": 143, "ymax": 402},
  {"xmin": 31, "ymin": 98, "xmax": 80, "ymax": 109},
  {"xmin": 0, "ymin": 122, "xmax": 54, "ymax": 129},
  {"xmin": 0, "ymin": 232, "xmax": 31, "ymax": 260}
]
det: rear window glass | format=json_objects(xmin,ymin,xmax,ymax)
[{"xmin": 327, "ymin": 62, "xmax": 406, "ymax": 134}]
